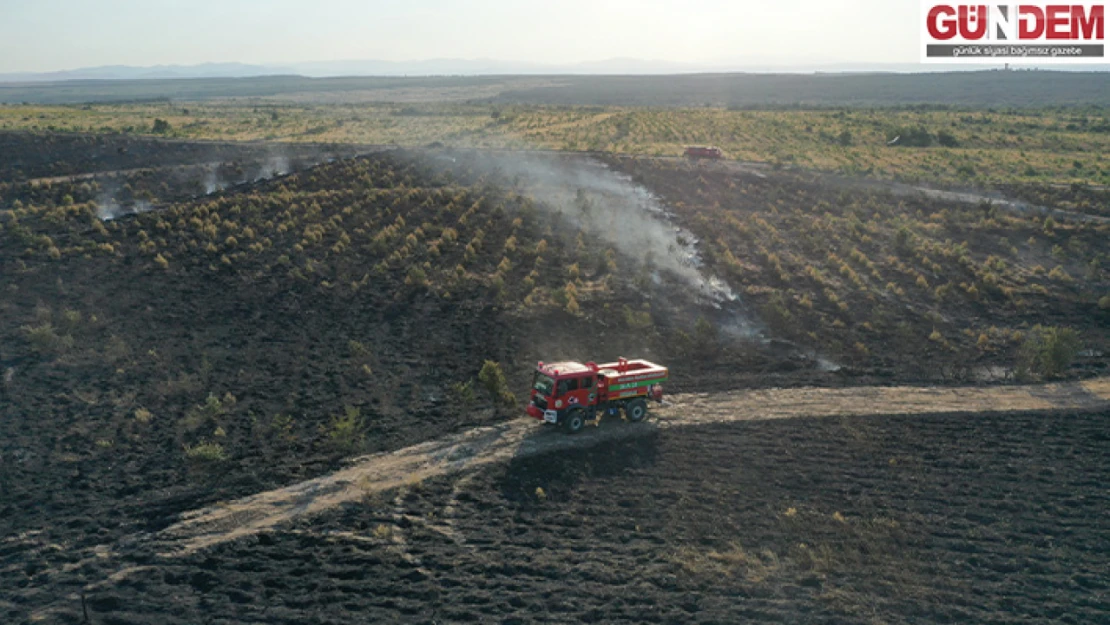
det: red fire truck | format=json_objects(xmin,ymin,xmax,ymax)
[
  {"xmin": 683, "ymin": 145, "xmax": 723, "ymax": 159},
  {"xmin": 525, "ymin": 358, "xmax": 668, "ymax": 434}
]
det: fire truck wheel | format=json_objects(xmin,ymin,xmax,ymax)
[
  {"xmin": 564, "ymin": 408, "xmax": 586, "ymax": 434},
  {"xmin": 625, "ymin": 399, "xmax": 648, "ymax": 423}
]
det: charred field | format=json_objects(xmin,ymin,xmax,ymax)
[
  {"xmin": 13, "ymin": 410, "xmax": 1110, "ymax": 624},
  {"xmin": 1, "ymin": 132, "xmax": 1108, "ymax": 624}
]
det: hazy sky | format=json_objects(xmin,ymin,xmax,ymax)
[{"xmin": 0, "ymin": 0, "xmax": 918, "ymax": 72}]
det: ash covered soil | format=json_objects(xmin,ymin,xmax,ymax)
[
  {"xmin": 2, "ymin": 135, "xmax": 1108, "ymax": 624},
  {"xmin": 20, "ymin": 409, "xmax": 1110, "ymax": 625},
  {"xmin": 0, "ymin": 139, "xmax": 825, "ymax": 623}
]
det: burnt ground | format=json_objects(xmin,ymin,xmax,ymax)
[
  {"xmin": 0, "ymin": 132, "xmax": 362, "ymax": 183},
  {"xmin": 16, "ymin": 408, "xmax": 1110, "ymax": 624},
  {"xmin": 0, "ymin": 147, "xmax": 827, "ymax": 624},
  {"xmin": 3, "ymin": 137, "xmax": 1107, "ymax": 624}
]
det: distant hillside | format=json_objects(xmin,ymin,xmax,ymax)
[{"xmin": 1, "ymin": 71, "xmax": 1108, "ymax": 107}]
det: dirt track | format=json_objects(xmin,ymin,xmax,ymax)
[
  {"xmin": 160, "ymin": 376, "xmax": 1110, "ymax": 556},
  {"xmin": 20, "ymin": 376, "xmax": 1110, "ymax": 623}
]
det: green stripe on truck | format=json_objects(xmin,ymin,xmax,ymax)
[{"xmin": 609, "ymin": 377, "xmax": 668, "ymax": 391}]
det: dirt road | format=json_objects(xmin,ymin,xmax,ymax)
[{"xmin": 160, "ymin": 376, "xmax": 1110, "ymax": 556}]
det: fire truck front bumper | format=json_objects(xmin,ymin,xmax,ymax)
[{"xmin": 526, "ymin": 404, "xmax": 558, "ymax": 423}]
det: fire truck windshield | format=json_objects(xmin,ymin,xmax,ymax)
[{"xmin": 533, "ymin": 372, "xmax": 555, "ymax": 396}]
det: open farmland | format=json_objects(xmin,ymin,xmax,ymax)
[{"xmin": 6, "ymin": 103, "xmax": 1110, "ymax": 188}]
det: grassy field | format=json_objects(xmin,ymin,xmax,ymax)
[
  {"xmin": 5, "ymin": 102, "xmax": 1110, "ymax": 186},
  {"xmin": 3, "ymin": 72, "xmax": 1110, "ymax": 107}
]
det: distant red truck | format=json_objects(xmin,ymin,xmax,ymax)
[
  {"xmin": 526, "ymin": 358, "xmax": 668, "ymax": 434},
  {"xmin": 683, "ymin": 145, "xmax": 723, "ymax": 159}
]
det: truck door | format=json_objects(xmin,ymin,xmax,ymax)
[
  {"xmin": 582, "ymin": 375, "xmax": 596, "ymax": 406},
  {"xmin": 555, "ymin": 377, "xmax": 577, "ymax": 411}
]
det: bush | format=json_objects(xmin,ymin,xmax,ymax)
[
  {"xmin": 450, "ymin": 379, "xmax": 476, "ymax": 407},
  {"xmin": 1099, "ymin": 295, "xmax": 1110, "ymax": 310},
  {"xmin": 1019, "ymin": 325, "xmax": 1080, "ymax": 379},
  {"xmin": 184, "ymin": 441, "xmax": 227, "ymax": 464},
  {"xmin": 405, "ymin": 266, "xmax": 427, "ymax": 287},
  {"xmin": 182, "ymin": 392, "xmax": 232, "ymax": 432},
  {"xmin": 623, "ymin": 305, "xmax": 653, "ymax": 330},
  {"xmin": 565, "ymin": 295, "xmax": 580, "ymax": 315},
  {"xmin": 325, "ymin": 406, "xmax": 365, "ymax": 453},
  {"xmin": 348, "ymin": 340, "xmax": 371, "ymax": 359},
  {"xmin": 478, "ymin": 360, "xmax": 516, "ymax": 408},
  {"xmin": 694, "ymin": 316, "xmax": 718, "ymax": 346},
  {"xmin": 894, "ymin": 226, "xmax": 914, "ymax": 255},
  {"xmin": 22, "ymin": 322, "xmax": 74, "ymax": 355},
  {"xmin": 1043, "ymin": 216, "xmax": 1056, "ymax": 236}
]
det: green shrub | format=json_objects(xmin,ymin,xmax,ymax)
[
  {"xmin": 1099, "ymin": 295, "xmax": 1110, "ymax": 310},
  {"xmin": 325, "ymin": 406, "xmax": 365, "ymax": 453},
  {"xmin": 270, "ymin": 413, "xmax": 296, "ymax": 443},
  {"xmin": 1043, "ymin": 216, "xmax": 1056, "ymax": 235},
  {"xmin": 450, "ymin": 379, "xmax": 476, "ymax": 407},
  {"xmin": 694, "ymin": 316, "xmax": 718, "ymax": 346},
  {"xmin": 478, "ymin": 360, "xmax": 516, "ymax": 408},
  {"xmin": 22, "ymin": 322, "xmax": 74, "ymax": 355},
  {"xmin": 760, "ymin": 292, "xmax": 794, "ymax": 334},
  {"xmin": 405, "ymin": 266, "xmax": 428, "ymax": 287},
  {"xmin": 348, "ymin": 340, "xmax": 372, "ymax": 359},
  {"xmin": 622, "ymin": 305, "xmax": 653, "ymax": 330},
  {"xmin": 184, "ymin": 441, "xmax": 228, "ymax": 464},
  {"xmin": 1018, "ymin": 325, "xmax": 1080, "ymax": 379},
  {"xmin": 182, "ymin": 392, "xmax": 231, "ymax": 431}
]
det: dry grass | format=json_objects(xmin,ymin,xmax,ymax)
[
  {"xmin": 5, "ymin": 104, "xmax": 1110, "ymax": 185},
  {"xmin": 674, "ymin": 542, "xmax": 782, "ymax": 582}
]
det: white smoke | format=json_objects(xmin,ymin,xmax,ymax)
[
  {"xmin": 199, "ymin": 152, "xmax": 321, "ymax": 197},
  {"xmin": 263, "ymin": 155, "xmax": 291, "ymax": 179},
  {"xmin": 96, "ymin": 198, "xmax": 154, "ymax": 222},
  {"xmin": 203, "ymin": 167, "xmax": 224, "ymax": 195},
  {"xmin": 455, "ymin": 152, "xmax": 739, "ymax": 305}
]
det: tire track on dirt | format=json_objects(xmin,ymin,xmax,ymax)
[{"xmin": 158, "ymin": 376, "xmax": 1110, "ymax": 557}]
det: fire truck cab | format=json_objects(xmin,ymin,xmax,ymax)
[{"xmin": 526, "ymin": 358, "xmax": 668, "ymax": 434}]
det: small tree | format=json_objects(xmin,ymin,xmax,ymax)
[
  {"xmin": 694, "ymin": 316, "xmax": 718, "ymax": 346},
  {"xmin": 1043, "ymin": 216, "xmax": 1056, "ymax": 236},
  {"xmin": 325, "ymin": 406, "xmax": 365, "ymax": 453},
  {"xmin": 478, "ymin": 360, "xmax": 516, "ymax": 408},
  {"xmin": 152, "ymin": 118, "xmax": 172, "ymax": 134},
  {"xmin": 1018, "ymin": 325, "xmax": 1080, "ymax": 379}
]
